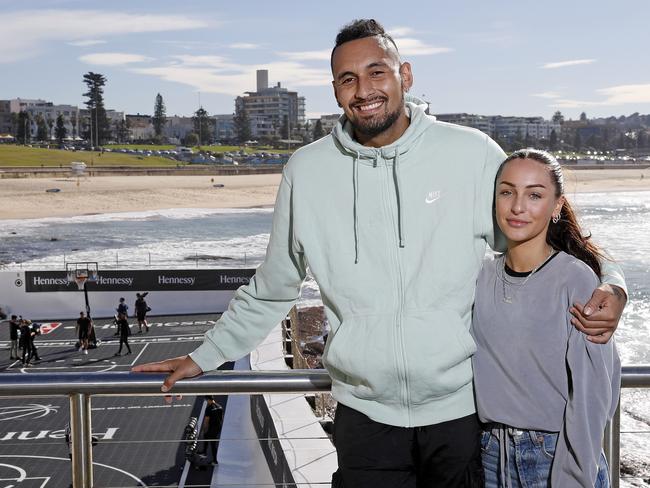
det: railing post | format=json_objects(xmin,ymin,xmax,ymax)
[
  {"xmin": 604, "ymin": 418, "xmax": 613, "ymax": 474},
  {"xmin": 610, "ymin": 400, "xmax": 621, "ymax": 488},
  {"xmin": 70, "ymin": 393, "xmax": 94, "ymax": 488}
]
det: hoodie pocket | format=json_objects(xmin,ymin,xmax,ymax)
[
  {"xmin": 402, "ymin": 309, "xmax": 476, "ymax": 404},
  {"xmin": 323, "ymin": 315, "xmax": 401, "ymax": 403}
]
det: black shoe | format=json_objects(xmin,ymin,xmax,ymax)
[
  {"xmin": 126, "ymin": 351, "xmax": 132, "ymax": 355},
  {"xmin": 114, "ymin": 352, "xmax": 121, "ymax": 356}
]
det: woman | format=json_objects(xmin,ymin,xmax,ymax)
[
  {"xmin": 114, "ymin": 313, "xmax": 132, "ymax": 356},
  {"xmin": 471, "ymin": 149, "xmax": 620, "ymax": 487}
]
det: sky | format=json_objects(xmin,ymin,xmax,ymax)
[{"xmin": 1, "ymin": 0, "xmax": 649, "ymax": 121}]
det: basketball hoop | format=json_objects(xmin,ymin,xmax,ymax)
[
  {"xmin": 74, "ymin": 270, "xmax": 89, "ymax": 291},
  {"xmin": 66, "ymin": 262, "xmax": 99, "ymax": 290}
]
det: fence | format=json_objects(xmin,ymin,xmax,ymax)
[{"xmin": 0, "ymin": 367, "xmax": 647, "ymax": 487}]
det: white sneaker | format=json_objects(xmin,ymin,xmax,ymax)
[{"xmin": 83, "ymin": 349, "xmax": 88, "ymax": 355}]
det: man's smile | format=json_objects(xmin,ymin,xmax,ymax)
[{"xmin": 353, "ymin": 98, "xmax": 386, "ymax": 114}]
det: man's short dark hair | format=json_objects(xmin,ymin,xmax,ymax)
[
  {"xmin": 331, "ymin": 19, "xmax": 399, "ymax": 67},
  {"xmin": 205, "ymin": 395, "xmax": 214, "ymax": 401}
]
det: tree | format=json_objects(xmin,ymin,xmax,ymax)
[
  {"xmin": 185, "ymin": 132, "xmax": 199, "ymax": 146},
  {"xmin": 114, "ymin": 118, "xmax": 130, "ymax": 143},
  {"xmin": 281, "ymin": 115, "xmax": 290, "ymax": 140},
  {"xmin": 579, "ymin": 112, "xmax": 588, "ymax": 122},
  {"xmin": 312, "ymin": 119, "xmax": 324, "ymax": 140},
  {"xmin": 10, "ymin": 113, "xmax": 20, "ymax": 138},
  {"xmin": 36, "ymin": 115, "xmax": 48, "ymax": 142},
  {"xmin": 512, "ymin": 128, "xmax": 524, "ymax": 148},
  {"xmin": 586, "ymin": 134, "xmax": 598, "ymax": 150},
  {"xmin": 573, "ymin": 131, "xmax": 582, "ymax": 151},
  {"xmin": 152, "ymin": 93, "xmax": 167, "ymax": 139},
  {"xmin": 549, "ymin": 129, "xmax": 558, "ymax": 151},
  {"xmin": 46, "ymin": 115, "xmax": 54, "ymax": 141},
  {"xmin": 551, "ymin": 111, "xmax": 564, "ymax": 124},
  {"xmin": 233, "ymin": 107, "xmax": 251, "ymax": 144},
  {"xmin": 16, "ymin": 111, "xmax": 31, "ymax": 144},
  {"xmin": 193, "ymin": 107, "xmax": 212, "ymax": 145},
  {"xmin": 82, "ymin": 72, "xmax": 110, "ymax": 146},
  {"xmin": 55, "ymin": 114, "xmax": 67, "ymax": 144}
]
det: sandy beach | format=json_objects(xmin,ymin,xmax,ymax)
[{"xmin": 0, "ymin": 167, "xmax": 649, "ymax": 220}]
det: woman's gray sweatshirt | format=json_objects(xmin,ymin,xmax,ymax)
[{"xmin": 472, "ymin": 251, "xmax": 621, "ymax": 487}]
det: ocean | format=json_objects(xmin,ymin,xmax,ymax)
[{"xmin": 1, "ymin": 190, "xmax": 649, "ymax": 484}]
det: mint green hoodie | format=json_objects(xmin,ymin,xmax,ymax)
[{"xmin": 190, "ymin": 98, "xmax": 626, "ymax": 427}]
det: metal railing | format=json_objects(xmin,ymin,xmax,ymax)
[{"xmin": 0, "ymin": 366, "xmax": 647, "ymax": 488}]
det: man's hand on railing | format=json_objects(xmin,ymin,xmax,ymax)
[{"xmin": 131, "ymin": 355, "xmax": 203, "ymax": 392}]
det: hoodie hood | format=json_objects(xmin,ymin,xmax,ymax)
[
  {"xmin": 331, "ymin": 93, "xmax": 436, "ymax": 162},
  {"xmin": 331, "ymin": 94, "xmax": 436, "ymax": 261}
]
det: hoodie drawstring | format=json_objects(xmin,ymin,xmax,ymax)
[
  {"xmin": 392, "ymin": 148, "xmax": 405, "ymax": 248},
  {"xmin": 352, "ymin": 149, "xmax": 406, "ymax": 263},
  {"xmin": 353, "ymin": 151, "xmax": 360, "ymax": 264}
]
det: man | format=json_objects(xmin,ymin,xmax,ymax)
[
  {"xmin": 115, "ymin": 298, "xmax": 129, "ymax": 336},
  {"xmin": 199, "ymin": 396, "xmax": 223, "ymax": 466},
  {"xmin": 117, "ymin": 297, "xmax": 129, "ymax": 318},
  {"xmin": 135, "ymin": 19, "xmax": 626, "ymax": 487},
  {"xmin": 19, "ymin": 319, "xmax": 34, "ymax": 366},
  {"xmin": 134, "ymin": 292, "xmax": 150, "ymax": 333},
  {"xmin": 9, "ymin": 315, "xmax": 20, "ymax": 360},
  {"xmin": 28, "ymin": 321, "xmax": 41, "ymax": 362},
  {"xmin": 76, "ymin": 311, "xmax": 92, "ymax": 355}
]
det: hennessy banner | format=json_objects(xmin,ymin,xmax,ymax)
[{"xmin": 25, "ymin": 269, "xmax": 256, "ymax": 292}]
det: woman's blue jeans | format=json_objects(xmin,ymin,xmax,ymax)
[{"xmin": 481, "ymin": 428, "xmax": 610, "ymax": 487}]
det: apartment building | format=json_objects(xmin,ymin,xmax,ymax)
[
  {"xmin": 435, "ymin": 112, "xmax": 560, "ymax": 141},
  {"xmin": 235, "ymin": 70, "xmax": 306, "ymax": 139},
  {"xmin": 5, "ymin": 98, "xmax": 80, "ymax": 140},
  {"xmin": 213, "ymin": 114, "xmax": 235, "ymax": 142},
  {"xmin": 126, "ymin": 114, "xmax": 155, "ymax": 140},
  {"xmin": 0, "ymin": 100, "xmax": 12, "ymax": 134}
]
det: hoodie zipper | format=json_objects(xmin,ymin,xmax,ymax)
[{"xmin": 381, "ymin": 153, "xmax": 411, "ymax": 423}]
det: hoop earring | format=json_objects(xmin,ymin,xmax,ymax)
[{"xmin": 552, "ymin": 214, "xmax": 560, "ymax": 224}]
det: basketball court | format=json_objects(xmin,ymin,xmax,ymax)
[{"xmin": 0, "ymin": 311, "xmax": 274, "ymax": 487}]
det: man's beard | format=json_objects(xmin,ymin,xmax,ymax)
[{"xmin": 349, "ymin": 95, "xmax": 404, "ymax": 139}]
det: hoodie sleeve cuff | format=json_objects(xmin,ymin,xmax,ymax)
[
  {"xmin": 600, "ymin": 259, "xmax": 628, "ymax": 298},
  {"xmin": 189, "ymin": 341, "xmax": 227, "ymax": 373}
]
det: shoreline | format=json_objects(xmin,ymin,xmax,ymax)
[{"xmin": 1, "ymin": 168, "xmax": 649, "ymax": 220}]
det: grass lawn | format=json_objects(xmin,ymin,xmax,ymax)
[
  {"xmin": 108, "ymin": 144, "xmax": 293, "ymax": 154},
  {"xmin": 108, "ymin": 144, "xmax": 176, "ymax": 151},
  {"xmin": 0, "ymin": 145, "xmax": 179, "ymax": 167}
]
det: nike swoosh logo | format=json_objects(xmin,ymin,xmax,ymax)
[{"xmin": 425, "ymin": 196, "xmax": 440, "ymax": 204}]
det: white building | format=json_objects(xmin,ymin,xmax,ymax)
[
  {"xmin": 8, "ymin": 98, "xmax": 80, "ymax": 140},
  {"xmin": 236, "ymin": 70, "xmax": 306, "ymax": 140},
  {"xmin": 213, "ymin": 114, "xmax": 235, "ymax": 142},
  {"xmin": 164, "ymin": 116, "xmax": 194, "ymax": 144},
  {"xmin": 435, "ymin": 112, "xmax": 560, "ymax": 141}
]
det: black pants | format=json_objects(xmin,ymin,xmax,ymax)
[
  {"xmin": 118, "ymin": 336, "xmax": 131, "ymax": 353},
  {"xmin": 200, "ymin": 439, "xmax": 219, "ymax": 462},
  {"xmin": 21, "ymin": 342, "xmax": 31, "ymax": 364},
  {"xmin": 332, "ymin": 403, "xmax": 483, "ymax": 488}
]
